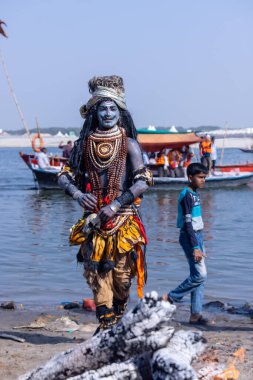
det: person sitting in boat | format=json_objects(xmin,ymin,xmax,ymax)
[
  {"xmin": 148, "ymin": 152, "xmax": 156, "ymax": 165},
  {"xmin": 167, "ymin": 149, "xmax": 182, "ymax": 177},
  {"xmin": 156, "ymin": 151, "xmax": 168, "ymax": 176},
  {"xmin": 156, "ymin": 151, "xmax": 165, "ymax": 165},
  {"xmin": 181, "ymin": 145, "xmax": 194, "ymax": 177},
  {"xmin": 167, "ymin": 149, "xmax": 176, "ymax": 177},
  {"xmin": 142, "ymin": 151, "xmax": 149, "ymax": 165},
  {"xmin": 181, "ymin": 145, "xmax": 194, "ymax": 166},
  {"xmin": 58, "ymin": 140, "xmax": 73, "ymax": 159},
  {"xmin": 36, "ymin": 147, "xmax": 51, "ymax": 170}
]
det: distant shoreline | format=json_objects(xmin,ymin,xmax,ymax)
[
  {"xmin": 0, "ymin": 135, "xmax": 252, "ymax": 149},
  {"xmin": 0, "ymin": 135, "xmax": 76, "ymax": 148}
]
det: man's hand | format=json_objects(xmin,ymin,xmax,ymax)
[
  {"xmin": 98, "ymin": 205, "xmax": 116, "ymax": 224},
  {"xmin": 74, "ymin": 191, "xmax": 97, "ymax": 210},
  {"xmin": 193, "ymin": 248, "xmax": 206, "ymax": 263}
]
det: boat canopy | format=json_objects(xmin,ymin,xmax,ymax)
[{"xmin": 137, "ymin": 129, "xmax": 202, "ymax": 152}]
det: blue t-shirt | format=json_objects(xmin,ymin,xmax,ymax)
[{"xmin": 177, "ymin": 187, "xmax": 204, "ymax": 248}]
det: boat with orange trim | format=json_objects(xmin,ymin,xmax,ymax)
[
  {"xmin": 137, "ymin": 129, "xmax": 201, "ymax": 151},
  {"xmin": 216, "ymin": 163, "xmax": 253, "ymax": 173},
  {"xmin": 19, "ymin": 129, "xmax": 253, "ymax": 189}
]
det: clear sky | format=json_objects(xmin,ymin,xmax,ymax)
[{"xmin": 1, "ymin": 0, "xmax": 253, "ymax": 131}]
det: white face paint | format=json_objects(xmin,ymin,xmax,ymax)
[{"xmin": 97, "ymin": 100, "xmax": 120, "ymax": 129}]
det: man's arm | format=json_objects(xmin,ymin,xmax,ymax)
[
  {"xmin": 98, "ymin": 138, "xmax": 153, "ymax": 223},
  {"xmin": 44, "ymin": 153, "xmax": 50, "ymax": 167},
  {"xmin": 58, "ymin": 165, "xmax": 97, "ymax": 210},
  {"xmin": 126, "ymin": 138, "xmax": 151, "ymax": 196}
]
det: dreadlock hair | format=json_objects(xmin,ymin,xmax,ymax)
[{"xmin": 69, "ymin": 99, "xmax": 138, "ymax": 178}]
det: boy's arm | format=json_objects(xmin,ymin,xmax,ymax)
[
  {"xmin": 181, "ymin": 191, "xmax": 199, "ymax": 249},
  {"xmin": 181, "ymin": 192, "xmax": 205, "ymax": 262}
]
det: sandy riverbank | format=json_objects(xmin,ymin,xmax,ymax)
[
  {"xmin": 0, "ymin": 134, "xmax": 253, "ymax": 149},
  {"xmin": 0, "ymin": 302, "xmax": 252, "ymax": 380},
  {"xmin": 0, "ymin": 135, "xmax": 76, "ymax": 149}
]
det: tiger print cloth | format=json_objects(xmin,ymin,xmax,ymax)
[{"xmin": 69, "ymin": 214, "xmax": 147, "ymax": 298}]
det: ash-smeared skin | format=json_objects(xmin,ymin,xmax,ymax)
[
  {"xmin": 59, "ymin": 100, "xmax": 148, "ymax": 221},
  {"xmin": 97, "ymin": 100, "xmax": 120, "ymax": 129}
]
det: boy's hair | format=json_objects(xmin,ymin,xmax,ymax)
[{"xmin": 187, "ymin": 163, "xmax": 208, "ymax": 177}]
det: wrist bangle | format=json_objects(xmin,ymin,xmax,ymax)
[
  {"xmin": 116, "ymin": 190, "xmax": 135, "ymax": 207},
  {"xmin": 73, "ymin": 190, "xmax": 83, "ymax": 200},
  {"xmin": 109, "ymin": 200, "xmax": 121, "ymax": 213}
]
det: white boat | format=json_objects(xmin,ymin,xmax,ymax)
[{"xmin": 153, "ymin": 172, "xmax": 253, "ymax": 190}]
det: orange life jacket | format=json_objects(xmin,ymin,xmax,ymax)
[
  {"xmin": 183, "ymin": 154, "xmax": 192, "ymax": 168},
  {"xmin": 168, "ymin": 150, "xmax": 180, "ymax": 168},
  {"xmin": 156, "ymin": 155, "xmax": 165, "ymax": 165},
  {"xmin": 201, "ymin": 141, "xmax": 212, "ymax": 154}
]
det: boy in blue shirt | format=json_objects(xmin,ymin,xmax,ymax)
[{"xmin": 164, "ymin": 163, "xmax": 209, "ymax": 325}]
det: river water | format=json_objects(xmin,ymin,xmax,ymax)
[{"xmin": 0, "ymin": 147, "xmax": 252, "ymax": 308}]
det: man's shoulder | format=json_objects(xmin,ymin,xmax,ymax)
[
  {"xmin": 127, "ymin": 137, "xmax": 138, "ymax": 145},
  {"xmin": 127, "ymin": 137, "xmax": 141, "ymax": 152}
]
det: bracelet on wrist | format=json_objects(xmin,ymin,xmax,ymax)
[
  {"xmin": 116, "ymin": 189, "xmax": 135, "ymax": 207},
  {"xmin": 73, "ymin": 190, "xmax": 83, "ymax": 200},
  {"xmin": 109, "ymin": 200, "xmax": 121, "ymax": 213}
]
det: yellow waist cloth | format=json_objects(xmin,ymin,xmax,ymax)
[{"xmin": 69, "ymin": 215, "xmax": 146, "ymax": 298}]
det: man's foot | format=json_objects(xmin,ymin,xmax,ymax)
[
  {"xmin": 93, "ymin": 325, "xmax": 101, "ymax": 336},
  {"xmin": 162, "ymin": 294, "xmax": 174, "ymax": 304},
  {"xmin": 113, "ymin": 298, "xmax": 128, "ymax": 322},
  {"xmin": 189, "ymin": 314, "xmax": 209, "ymax": 325},
  {"xmin": 94, "ymin": 305, "xmax": 117, "ymax": 335}
]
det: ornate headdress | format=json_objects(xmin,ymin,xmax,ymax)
[{"xmin": 80, "ymin": 75, "xmax": 127, "ymax": 118}]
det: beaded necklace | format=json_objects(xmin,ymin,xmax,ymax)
[
  {"xmin": 84, "ymin": 126, "xmax": 127, "ymax": 210},
  {"xmin": 88, "ymin": 125, "xmax": 122, "ymax": 170}
]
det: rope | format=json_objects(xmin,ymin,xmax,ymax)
[{"xmin": 0, "ymin": 48, "xmax": 31, "ymax": 141}]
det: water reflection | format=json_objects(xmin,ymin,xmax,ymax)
[
  {"xmin": 0, "ymin": 148, "xmax": 253, "ymax": 306},
  {"xmin": 142, "ymin": 187, "xmax": 253, "ymax": 303},
  {"xmin": 22, "ymin": 191, "xmax": 79, "ymax": 235}
]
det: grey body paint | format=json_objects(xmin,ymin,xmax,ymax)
[{"xmin": 58, "ymin": 100, "xmax": 148, "ymax": 211}]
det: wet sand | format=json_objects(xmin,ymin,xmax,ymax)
[
  {"xmin": 0, "ymin": 304, "xmax": 252, "ymax": 380},
  {"xmin": 0, "ymin": 306, "xmax": 97, "ymax": 380}
]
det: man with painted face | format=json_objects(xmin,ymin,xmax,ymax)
[{"xmin": 58, "ymin": 76, "xmax": 153, "ymax": 331}]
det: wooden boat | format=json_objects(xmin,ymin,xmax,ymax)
[
  {"xmin": 137, "ymin": 129, "xmax": 201, "ymax": 152},
  {"xmin": 20, "ymin": 151, "xmax": 253, "ymax": 190},
  {"xmin": 216, "ymin": 163, "xmax": 253, "ymax": 173},
  {"xmin": 19, "ymin": 151, "xmax": 63, "ymax": 189},
  {"xmin": 19, "ymin": 129, "xmax": 253, "ymax": 189},
  {"xmin": 240, "ymin": 148, "xmax": 253, "ymax": 153},
  {"xmin": 138, "ymin": 130, "xmax": 253, "ymax": 173},
  {"xmin": 20, "ymin": 130, "xmax": 202, "ymax": 189},
  {"xmin": 20, "ymin": 151, "xmax": 66, "ymax": 168},
  {"xmin": 154, "ymin": 172, "xmax": 253, "ymax": 190}
]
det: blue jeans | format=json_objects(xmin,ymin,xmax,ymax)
[{"xmin": 169, "ymin": 230, "xmax": 207, "ymax": 314}]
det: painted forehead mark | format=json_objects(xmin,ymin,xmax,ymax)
[{"xmin": 98, "ymin": 100, "xmax": 117, "ymax": 107}]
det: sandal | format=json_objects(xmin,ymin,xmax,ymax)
[
  {"xmin": 162, "ymin": 294, "xmax": 174, "ymax": 304},
  {"xmin": 189, "ymin": 315, "xmax": 209, "ymax": 325}
]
